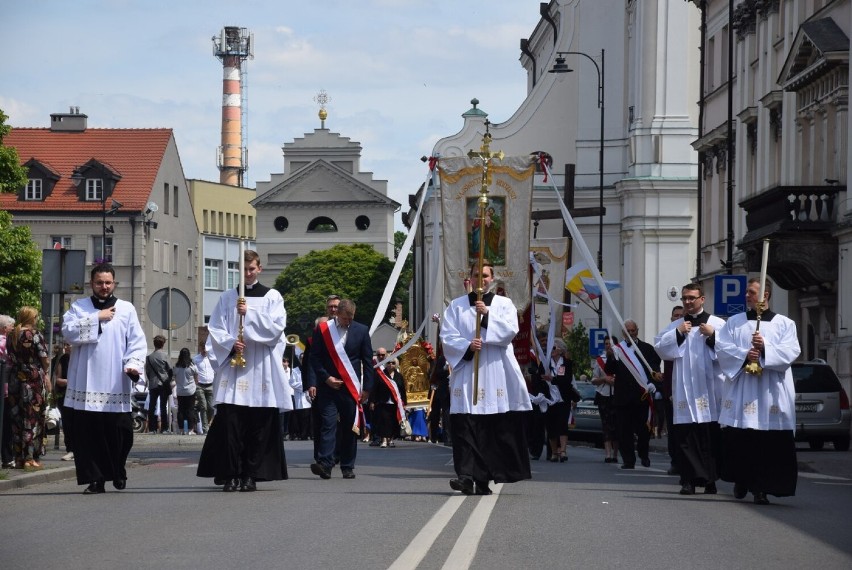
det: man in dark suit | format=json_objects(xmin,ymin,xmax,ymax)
[
  {"xmin": 606, "ymin": 319, "xmax": 662, "ymax": 469},
  {"xmin": 308, "ymin": 298, "xmax": 375, "ymax": 480}
]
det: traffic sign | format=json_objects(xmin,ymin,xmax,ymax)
[
  {"xmin": 589, "ymin": 327, "xmax": 608, "ymax": 356},
  {"xmin": 714, "ymin": 275, "xmax": 747, "ymax": 316}
]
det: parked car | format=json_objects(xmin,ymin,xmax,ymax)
[
  {"xmin": 791, "ymin": 360, "xmax": 851, "ymax": 451},
  {"xmin": 568, "ymin": 381, "xmax": 603, "ymax": 446}
]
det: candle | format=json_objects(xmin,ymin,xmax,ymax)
[
  {"xmin": 757, "ymin": 239, "xmax": 770, "ymax": 305},
  {"xmin": 238, "ymin": 241, "xmax": 245, "ymax": 298}
]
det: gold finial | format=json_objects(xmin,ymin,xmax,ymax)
[{"xmin": 314, "ymin": 89, "xmax": 331, "ymax": 128}]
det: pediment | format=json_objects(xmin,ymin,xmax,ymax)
[
  {"xmin": 779, "ymin": 17, "xmax": 848, "ymax": 91},
  {"xmin": 252, "ymin": 159, "xmax": 396, "ymax": 207}
]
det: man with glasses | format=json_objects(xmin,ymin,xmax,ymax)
[{"xmin": 655, "ymin": 283, "xmax": 725, "ymax": 495}]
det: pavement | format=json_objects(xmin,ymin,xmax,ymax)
[{"xmin": 0, "ymin": 431, "xmax": 207, "ymax": 493}]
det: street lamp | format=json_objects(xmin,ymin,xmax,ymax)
[{"xmin": 550, "ymin": 49, "xmax": 605, "ymax": 327}]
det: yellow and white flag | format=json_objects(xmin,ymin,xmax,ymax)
[{"xmin": 437, "ymin": 155, "xmax": 535, "ymax": 308}]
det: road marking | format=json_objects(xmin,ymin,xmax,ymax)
[
  {"xmin": 440, "ymin": 483, "xmax": 503, "ymax": 570},
  {"xmin": 388, "ymin": 494, "xmax": 466, "ymax": 570}
]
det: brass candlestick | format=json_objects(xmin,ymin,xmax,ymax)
[
  {"xmin": 230, "ymin": 303, "xmax": 246, "ymax": 367},
  {"xmin": 743, "ymin": 300, "xmax": 765, "ymax": 376}
]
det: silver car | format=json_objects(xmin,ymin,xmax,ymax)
[
  {"xmin": 569, "ymin": 381, "xmax": 603, "ymax": 446},
  {"xmin": 792, "ymin": 360, "xmax": 851, "ymax": 451}
]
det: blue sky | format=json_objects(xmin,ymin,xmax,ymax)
[{"xmin": 2, "ymin": 0, "xmax": 541, "ymax": 222}]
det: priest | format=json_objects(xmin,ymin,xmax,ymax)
[
  {"xmin": 440, "ymin": 262, "xmax": 531, "ymax": 496},
  {"xmin": 654, "ymin": 282, "xmax": 726, "ymax": 495},
  {"xmin": 715, "ymin": 278, "xmax": 800, "ymax": 505},
  {"xmin": 62, "ymin": 263, "xmax": 147, "ymax": 494},
  {"xmin": 197, "ymin": 248, "xmax": 291, "ymax": 492}
]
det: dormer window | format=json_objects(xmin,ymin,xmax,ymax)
[
  {"xmin": 25, "ymin": 179, "xmax": 43, "ymax": 201},
  {"xmin": 86, "ymin": 178, "xmax": 104, "ymax": 201}
]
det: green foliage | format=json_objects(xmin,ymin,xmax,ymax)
[
  {"xmin": 0, "ymin": 109, "xmax": 28, "ymax": 194},
  {"xmin": 564, "ymin": 321, "xmax": 592, "ymax": 380},
  {"xmin": 274, "ymin": 243, "xmax": 395, "ymax": 340},
  {"xmin": 0, "ymin": 210, "xmax": 43, "ymax": 316}
]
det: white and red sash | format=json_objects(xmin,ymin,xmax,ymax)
[
  {"xmin": 318, "ymin": 320, "xmax": 363, "ymax": 434},
  {"xmin": 614, "ymin": 342, "xmax": 654, "ymax": 428},
  {"xmin": 376, "ymin": 367, "xmax": 406, "ymax": 424}
]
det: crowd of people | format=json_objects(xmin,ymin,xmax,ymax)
[{"xmin": 0, "ymin": 252, "xmax": 801, "ymax": 506}]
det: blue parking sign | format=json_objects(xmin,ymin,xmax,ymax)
[
  {"xmin": 714, "ymin": 275, "xmax": 747, "ymax": 316},
  {"xmin": 589, "ymin": 328, "xmax": 608, "ymax": 356}
]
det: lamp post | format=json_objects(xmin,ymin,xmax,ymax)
[{"xmin": 550, "ymin": 48, "xmax": 605, "ymax": 327}]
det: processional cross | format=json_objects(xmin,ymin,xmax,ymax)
[{"xmin": 466, "ymin": 121, "xmax": 504, "ymax": 405}]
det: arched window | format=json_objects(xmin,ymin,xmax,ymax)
[{"xmin": 307, "ymin": 216, "xmax": 338, "ymax": 232}]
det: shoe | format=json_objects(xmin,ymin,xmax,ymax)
[
  {"xmin": 474, "ymin": 481, "xmax": 492, "ymax": 495},
  {"xmin": 604, "ymin": 457, "xmax": 613, "ymax": 463},
  {"xmin": 214, "ymin": 477, "xmax": 227, "ymax": 486},
  {"xmin": 704, "ymin": 482, "xmax": 717, "ymax": 495},
  {"xmin": 2, "ymin": 461, "xmax": 16, "ymax": 469},
  {"xmin": 310, "ymin": 463, "xmax": 332, "ymax": 480},
  {"xmin": 113, "ymin": 479, "xmax": 127, "ymax": 490},
  {"xmin": 449, "ymin": 478, "xmax": 474, "ymax": 495},
  {"xmin": 369, "ymin": 440, "xmax": 380, "ymax": 447},
  {"xmin": 342, "ymin": 469, "xmax": 355, "ymax": 479},
  {"xmin": 548, "ymin": 456, "xmax": 559, "ymax": 463},
  {"xmin": 620, "ymin": 464, "xmax": 635, "ymax": 470},
  {"xmin": 23, "ymin": 460, "xmax": 44, "ymax": 471},
  {"xmin": 753, "ymin": 491, "xmax": 770, "ymax": 505},
  {"xmin": 640, "ymin": 457, "xmax": 651, "ymax": 468},
  {"xmin": 667, "ymin": 466, "xmax": 680, "ymax": 475},
  {"xmin": 380, "ymin": 441, "xmax": 387, "ymax": 448},
  {"xmin": 733, "ymin": 483, "xmax": 748, "ymax": 500},
  {"xmin": 679, "ymin": 482, "xmax": 695, "ymax": 495},
  {"xmin": 83, "ymin": 481, "xmax": 105, "ymax": 494},
  {"xmin": 389, "ymin": 441, "xmax": 396, "ymax": 447},
  {"xmin": 223, "ymin": 479, "xmax": 238, "ymax": 492},
  {"xmin": 239, "ymin": 477, "xmax": 257, "ymax": 492},
  {"xmin": 559, "ymin": 455, "xmax": 567, "ymax": 463},
  {"xmin": 530, "ymin": 455, "xmax": 540, "ymax": 461},
  {"xmin": 61, "ymin": 452, "xmax": 74, "ymax": 461}
]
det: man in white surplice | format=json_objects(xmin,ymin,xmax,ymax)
[
  {"xmin": 654, "ymin": 282, "xmax": 725, "ymax": 496},
  {"xmin": 197, "ymin": 249, "xmax": 291, "ymax": 492},
  {"xmin": 62, "ymin": 263, "xmax": 147, "ymax": 494}
]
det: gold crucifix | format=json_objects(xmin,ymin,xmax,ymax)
[{"xmin": 466, "ymin": 123, "xmax": 504, "ymax": 405}]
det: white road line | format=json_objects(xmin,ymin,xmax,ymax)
[
  {"xmin": 799, "ymin": 472, "xmax": 849, "ymax": 481},
  {"xmin": 440, "ymin": 483, "xmax": 504, "ymax": 570},
  {"xmin": 387, "ymin": 495, "xmax": 466, "ymax": 570}
]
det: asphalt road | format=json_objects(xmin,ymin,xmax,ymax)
[{"xmin": 1, "ymin": 435, "xmax": 851, "ymax": 569}]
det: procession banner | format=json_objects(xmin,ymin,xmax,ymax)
[{"xmin": 437, "ymin": 155, "xmax": 535, "ymax": 308}]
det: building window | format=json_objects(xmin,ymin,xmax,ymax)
[
  {"xmin": 25, "ymin": 179, "xmax": 42, "ymax": 200},
  {"xmin": 93, "ymin": 236, "xmax": 113, "ymax": 262},
  {"xmin": 164, "ymin": 183, "xmax": 170, "ymax": 215},
  {"xmin": 86, "ymin": 179, "xmax": 103, "ymax": 201},
  {"xmin": 307, "ymin": 216, "xmax": 338, "ymax": 232},
  {"xmin": 153, "ymin": 239, "xmax": 161, "ymax": 271},
  {"xmin": 173, "ymin": 243, "xmax": 179, "ymax": 274},
  {"xmin": 227, "ymin": 261, "xmax": 239, "ymax": 290},
  {"xmin": 163, "ymin": 242, "xmax": 170, "ymax": 273},
  {"xmin": 51, "ymin": 236, "xmax": 72, "ymax": 248},
  {"xmin": 173, "ymin": 185, "xmax": 178, "ymax": 217},
  {"xmin": 186, "ymin": 249, "xmax": 194, "ymax": 278},
  {"xmin": 204, "ymin": 259, "xmax": 222, "ymax": 289}
]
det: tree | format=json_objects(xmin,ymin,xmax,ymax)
[
  {"xmin": 274, "ymin": 243, "xmax": 395, "ymax": 340},
  {"xmin": 0, "ymin": 108, "xmax": 28, "ymax": 193},
  {"xmin": 564, "ymin": 321, "xmax": 592, "ymax": 380},
  {"xmin": 0, "ymin": 210, "xmax": 42, "ymax": 316}
]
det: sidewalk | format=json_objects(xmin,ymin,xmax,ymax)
[{"xmin": 0, "ymin": 431, "xmax": 206, "ymax": 493}]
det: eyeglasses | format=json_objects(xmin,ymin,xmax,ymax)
[{"xmin": 680, "ymin": 296, "xmax": 701, "ymax": 301}]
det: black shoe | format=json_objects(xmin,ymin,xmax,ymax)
[
  {"xmin": 559, "ymin": 455, "xmax": 567, "ymax": 463},
  {"xmin": 620, "ymin": 464, "xmax": 635, "ymax": 470},
  {"xmin": 667, "ymin": 466, "xmax": 680, "ymax": 475},
  {"xmin": 214, "ymin": 477, "xmax": 227, "ymax": 486},
  {"xmin": 679, "ymin": 482, "xmax": 695, "ymax": 495},
  {"xmin": 239, "ymin": 477, "xmax": 256, "ymax": 492},
  {"xmin": 83, "ymin": 481, "xmax": 105, "ymax": 495},
  {"xmin": 704, "ymin": 482, "xmax": 717, "ymax": 495},
  {"xmin": 310, "ymin": 463, "xmax": 332, "ymax": 480},
  {"xmin": 474, "ymin": 481, "xmax": 492, "ymax": 495},
  {"xmin": 369, "ymin": 441, "xmax": 380, "ymax": 447},
  {"xmin": 530, "ymin": 454, "xmax": 540, "ymax": 461},
  {"xmin": 548, "ymin": 456, "xmax": 559, "ymax": 463},
  {"xmin": 753, "ymin": 491, "xmax": 770, "ymax": 505},
  {"xmin": 640, "ymin": 457, "xmax": 651, "ymax": 468},
  {"xmin": 449, "ymin": 478, "xmax": 474, "ymax": 495},
  {"xmin": 733, "ymin": 483, "xmax": 748, "ymax": 500},
  {"xmin": 113, "ymin": 478, "xmax": 126, "ymax": 490},
  {"xmin": 342, "ymin": 469, "xmax": 355, "ymax": 479},
  {"xmin": 223, "ymin": 479, "xmax": 238, "ymax": 492}
]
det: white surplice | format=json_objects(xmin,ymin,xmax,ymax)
[
  {"xmin": 207, "ymin": 287, "xmax": 292, "ymax": 411},
  {"xmin": 440, "ymin": 293, "xmax": 532, "ymax": 415},
  {"xmin": 715, "ymin": 312, "xmax": 801, "ymax": 430},
  {"xmin": 654, "ymin": 314, "xmax": 726, "ymax": 424},
  {"xmin": 62, "ymin": 298, "xmax": 148, "ymax": 413}
]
